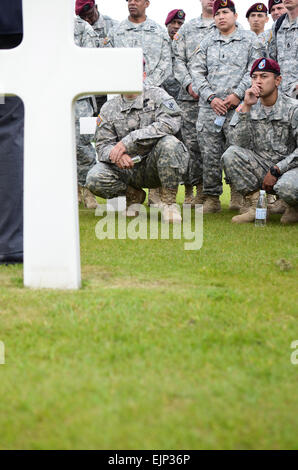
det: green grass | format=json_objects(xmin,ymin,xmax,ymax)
[{"xmin": 0, "ymin": 185, "xmax": 297, "ymax": 450}]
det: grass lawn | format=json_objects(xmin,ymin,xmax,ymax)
[{"xmin": 0, "ymin": 185, "xmax": 297, "ymax": 450}]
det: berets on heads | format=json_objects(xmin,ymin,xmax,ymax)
[
  {"xmin": 250, "ymin": 57, "xmax": 281, "ymax": 76},
  {"xmin": 268, "ymin": 0, "xmax": 283, "ymax": 13},
  {"xmin": 75, "ymin": 0, "xmax": 95, "ymax": 16},
  {"xmin": 213, "ymin": 0, "xmax": 236, "ymax": 16},
  {"xmin": 165, "ymin": 9, "xmax": 186, "ymax": 26},
  {"xmin": 246, "ymin": 3, "xmax": 268, "ymax": 18}
]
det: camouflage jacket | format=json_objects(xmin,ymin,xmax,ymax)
[
  {"xmin": 95, "ymin": 86, "xmax": 182, "ymax": 162},
  {"xmin": 257, "ymin": 29, "xmax": 273, "ymax": 57},
  {"xmin": 161, "ymin": 52, "xmax": 181, "ymax": 101},
  {"xmin": 229, "ymin": 92, "xmax": 298, "ymax": 175},
  {"xmin": 92, "ymin": 13, "xmax": 118, "ymax": 39},
  {"xmin": 106, "ymin": 18, "xmax": 172, "ymax": 87},
  {"xmin": 172, "ymin": 16, "xmax": 216, "ymax": 101},
  {"xmin": 74, "ymin": 16, "xmax": 99, "ymax": 48},
  {"xmin": 190, "ymin": 26, "xmax": 262, "ymax": 106},
  {"xmin": 268, "ymin": 15, "xmax": 298, "ymax": 97}
]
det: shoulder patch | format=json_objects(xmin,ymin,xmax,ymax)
[
  {"xmin": 162, "ymin": 99, "xmax": 178, "ymax": 111},
  {"xmin": 96, "ymin": 114, "xmax": 103, "ymax": 126}
]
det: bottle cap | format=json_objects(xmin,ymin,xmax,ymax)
[{"xmin": 260, "ymin": 190, "xmax": 266, "ymax": 195}]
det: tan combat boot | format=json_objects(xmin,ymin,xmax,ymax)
[
  {"xmin": 183, "ymin": 185, "xmax": 194, "ymax": 205},
  {"xmin": 78, "ymin": 184, "xmax": 83, "ymax": 205},
  {"xmin": 229, "ymin": 185, "xmax": 244, "ymax": 211},
  {"xmin": 202, "ymin": 196, "xmax": 221, "ymax": 213},
  {"xmin": 83, "ymin": 188, "xmax": 98, "ymax": 209},
  {"xmin": 239, "ymin": 195, "xmax": 250, "ymax": 214},
  {"xmin": 125, "ymin": 185, "xmax": 146, "ymax": 217},
  {"xmin": 161, "ymin": 187, "xmax": 182, "ymax": 223},
  {"xmin": 193, "ymin": 184, "xmax": 206, "ymax": 205},
  {"xmin": 269, "ymin": 198, "xmax": 287, "ymax": 214},
  {"xmin": 280, "ymin": 204, "xmax": 298, "ymax": 224},
  {"xmin": 232, "ymin": 190, "xmax": 261, "ymax": 224},
  {"xmin": 148, "ymin": 187, "xmax": 163, "ymax": 208}
]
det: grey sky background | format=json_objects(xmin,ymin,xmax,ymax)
[{"xmin": 97, "ymin": 0, "xmax": 273, "ymax": 29}]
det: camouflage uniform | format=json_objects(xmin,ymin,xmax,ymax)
[
  {"xmin": 268, "ymin": 15, "xmax": 298, "ymax": 97},
  {"xmin": 74, "ymin": 17, "xmax": 98, "ymax": 185},
  {"xmin": 92, "ymin": 13, "xmax": 118, "ymax": 40},
  {"xmin": 222, "ymin": 93, "xmax": 298, "ymax": 206},
  {"xmin": 86, "ymin": 87, "xmax": 189, "ymax": 199},
  {"xmin": 172, "ymin": 17, "xmax": 216, "ymax": 185},
  {"xmin": 190, "ymin": 27, "xmax": 262, "ymax": 196},
  {"xmin": 258, "ymin": 29, "xmax": 273, "ymax": 57},
  {"xmin": 161, "ymin": 51, "xmax": 181, "ymax": 102},
  {"xmin": 106, "ymin": 18, "xmax": 172, "ymax": 87}
]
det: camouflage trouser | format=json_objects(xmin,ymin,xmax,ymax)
[
  {"xmin": 197, "ymin": 107, "xmax": 233, "ymax": 196},
  {"xmin": 75, "ymin": 98, "xmax": 97, "ymax": 186},
  {"xmin": 86, "ymin": 135, "xmax": 190, "ymax": 199},
  {"xmin": 178, "ymin": 100, "xmax": 202, "ymax": 186},
  {"xmin": 222, "ymin": 145, "xmax": 298, "ymax": 206}
]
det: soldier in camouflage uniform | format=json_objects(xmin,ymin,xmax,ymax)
[
  {"xmin": 269, "ymin": 0, "xmax": 287, "ymax": 22},
  {"xmin": 74, "ymin": 16, "xmax": 98, "ymax": 208},
  {"xmin": 190, "ymin": 0, "xmax": 262, "ymax": 213},
  {"xmin": 222, "ymin": 58, "xmax": 298, "ymax": 224},
  {"xmin": 172, "ymin": 0, "xmax": 216, "ymax": 206},
  {"xmin": 75, "ymin": 0, "xmax": 119, "ymax": 110},
  {"xmin": 106, "ymin": 0, "xmax": 172, "ymax": 88},
  {"xmin": 246, "ymin": 3, "xmax": 271, "ymax": 57},
  {"xmin": 86, "ymin": 76, "xmax": 190, "ymax": 224},
  {"xmin": 162, "ymin": 9, "xmax": 186, "ymax": 102},
  {"xmin": 268, "ymin": 0, "xmax": 298, "ymax": 98}
]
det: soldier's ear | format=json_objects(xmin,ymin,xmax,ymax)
[
  {"xmin": 276, "ymin": 75, "xmax": 282, "ymax": 87},
  {"xmin": 234, "ymin": 13, "xmax": 238, "ymax": 21},
  {"xmin": 265, "ymin": 16, "xmax": 269, "ymax": 23}
]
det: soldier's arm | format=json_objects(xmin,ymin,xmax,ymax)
[
  {"xmin": 172, "ymin": 27, "xmax": 192, "ymax": 91},
  {"xmin": 95, "ymin": 111, "xmax": 118, "ymax": 162},
  {"xmin": 228, "ymin": 110, "xmax": 254, "ymax": 149},
  {"xmin": 268, "ymin": 24, "xmax": 277, "ymax": 61},
  {"xmin": 234, "ymin": 38, "xmax": 263, "ymax": 101},
  {"xmin": 276, "ymin": 107, "xmax": 298, "ymax": 174},
  {"xmin": 121, "ymin": 92, "xmax": 181, "ymax": 154},
  {"xmin": 190, "ymin": 42, "xmax": 214, "ymax": 101},
  {"xmin": 145, "ymin": 33, "xmax": 172, "ymax": 87}
]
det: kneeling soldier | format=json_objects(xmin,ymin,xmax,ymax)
[
  {"xmin": 86, "ymin": 68, "xmax": 189, "ymax": 223},
  {"xmin": 222, "ymin": 58, "xmax": 298, "ymax": 224}
]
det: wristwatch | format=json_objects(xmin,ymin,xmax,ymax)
[
  {"xmin": 207, "ymin": 94, "xmax": 216, "ymax": 104},
  {"xmin": 270, "ymin": 166, "xmax": 281, "ymax": 178}
]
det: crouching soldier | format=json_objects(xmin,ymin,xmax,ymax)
[
  {"xmin": 222, "ymin": 58, "xmax": 298, "ymax": 224},
  {"xmin": 86, "ymin": 68, "xmax": 189, "ymax": 223}
]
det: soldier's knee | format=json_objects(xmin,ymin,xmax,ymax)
[
  {"xmin": 85, "ymin": 163, "xmax": 107, "ymax": 196},
  {"xmin": 274, "ymin": 170, "xmax": 298, "ymax": 205},
  {"xmin": 156, "ymin": 135, "xmax": 180, "ymax": 152},
  {"xmin": 222, "ymin": 145, "xmax": 238, "ymax": 168}
]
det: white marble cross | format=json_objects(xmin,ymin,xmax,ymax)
[{"xmin": 0, "ymin": 0, "xmax": 142, "ymax": 289}]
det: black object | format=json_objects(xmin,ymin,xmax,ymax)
[
  {"xmin": 270, "ymin": 166, "xmax": 281, "ymax": 179},
  {"xmin": 275, "ymin": 13, "xmax": 287, "ymax": 35},
  {"xmin": 0, "ymin": 0, "xmax": 24, "ymax": 264}
]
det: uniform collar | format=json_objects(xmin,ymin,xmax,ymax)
[
  {"xmin": 250, "ymin": 92, "xmax": 285, "ymax": 120},
  {"xmin": 281, "ymin": 14, "xmax": 298, "ymax": 30},
  {"xmin": 197, "ymin": 15, "xmax": 215, "ymax": 28},
  {"xmin": 120, "ymin": 93, "xmax": 144, "ymax": 112},
  {"xmin": 214, "ymin": 25, "xmax": 242, "ymax": 42},
  {"xmin": 123, "ymin": 17, "xmax": 154, "ymax": 31}
]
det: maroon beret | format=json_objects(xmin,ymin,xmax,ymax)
[
  {"xmin": 268, "ymin": 0, "xmax": 283, "ymax": 13},
  {"xmin": 250, "ymin": 57, "xmax": 280, "ymax": 76},
  {"xmin": 213, "ymin": 0, "xmax": 236, "ymax": 16},
  {"xmin": 75, "ymin": 0, "xmax": 95, "ymax": 16},
  {"xmin": 165, "ymin": 9, "xmax": 186, "ymax": 26},
  {"xmin": 246, "ymin": 3, "xmax": 268, "ymax": 18}
]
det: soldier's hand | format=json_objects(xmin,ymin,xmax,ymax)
[
  {"xmin": 109, "ymin": 141, "xmax": 127, "ymax": 164},
  {"xmin": 116, "ymin": 154, "xmax": 134, "ymax": 170},
  {"xmin": 223, "ymin": 94, "xmax": 240, "ymax": 110},
  {"xmin": 211, "ymin": 97, "xmax": 227, "ymax": 116},
  {"xmin": 262, "ymin": 171, "xmax": 277, "ymax": 192},
  {"xmin": 244, "ymin": 85, "xmax": 260, "ymax": 107},
  {"xmin": 187, "ymin": 84, "xmax": 199, "ymax": 101}
]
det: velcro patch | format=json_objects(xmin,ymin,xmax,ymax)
[{"xmin": 163, "ymin": 99, "xmax": 177, "ymax": 111}]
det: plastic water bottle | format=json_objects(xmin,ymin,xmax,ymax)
[
  {"xmin": 255, "ymin": 190, "xmax": 267, "ymax": 227},
  {"xmin": 214, "ymin": 115, "xmax": 226, "ymax": 133},
  {"xmin": 131, "ymin": 156, "xmax": 142, "ymax": 164}
]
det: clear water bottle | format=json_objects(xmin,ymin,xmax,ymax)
[
  {"xmin": 255, "ymin": 190, "xmax": 267, "ymax": 227},
  {"xmin": 131, "ymin": 156, "xmax": 142, "ymax": 164},
  {"xmin": 214, "ymin": 115, "xmax": 226, "ymax": 133}
]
